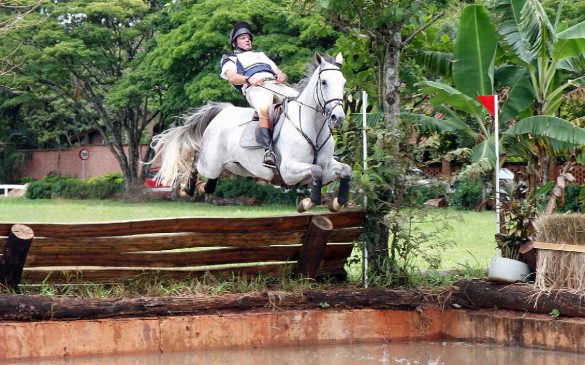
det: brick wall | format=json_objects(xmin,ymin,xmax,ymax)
[
  {"xmin": 18, "ymin": 145, "xmax": 152, "ymax": 180},
  {"xmin": 421, "ymin": 160, "xmax": 585, "ymax": 185}
]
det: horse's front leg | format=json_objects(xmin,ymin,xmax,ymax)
[
  {"xmin": 280, "ymin": 160, "xmax": 323, "ymax": 213},
  {"xmin": 322, "ymin": 160, "xmax": 352, "ymax": 212}
]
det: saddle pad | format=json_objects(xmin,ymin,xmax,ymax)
[
  {"xmin": 239, "ymin": 115, "xmax": 285, "ymax": 149},
  {"xmin": 239, "ymin": 120, "xmax": 263, "ymax": 149}
]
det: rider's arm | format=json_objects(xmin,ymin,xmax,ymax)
[{"xmin": 224, "ymin": 69, "xmax": 249, "ymax": 86}]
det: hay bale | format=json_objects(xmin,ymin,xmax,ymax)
[{"xmin": 534, "ymin": 214, "xmax": 585, "ymax": 293}]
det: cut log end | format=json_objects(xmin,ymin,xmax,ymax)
[
  {"xmin": 311, "ymin": 215, "xmax": 333, "ymax": 231},
  {"xmin": 11, "ymin": 225, "xmax": 34, "ymax": 240}
]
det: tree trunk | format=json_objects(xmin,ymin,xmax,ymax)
[{"xmin": 383, "ymin": 24, "xmax": 403, "ymax": 133}]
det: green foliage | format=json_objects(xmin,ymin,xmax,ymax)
[
  {"xmin": 26, "ymin": 173, "xmax": 124, "ymax": 200},
  {"xmin": 147, "ymin": 0, "xmax": 338, "ymax": 111},
  {"xmin": 366, "ymin": 208, "xmax": 455, "ymax": 288},
  {"xmin": 561, "ymin": 183, "xmax": 583, "ymax": 213},
  {"xmin": 495, "ymin": 182, "xmax": 538, "ymax": 260},
  {"xmin": 404, "ymin": 184, "xmax": 448, "ymax": 208},
  {"xmin": 449, "ymin": 177, "xmax": 483, "ymax": 209},
  {"xmin": 0, "ymin": 144, "xmax": 26, "ymax": 183},
  {"xmin": 214, "ymin": 176, "xmax": 308, "ymax": 205}
]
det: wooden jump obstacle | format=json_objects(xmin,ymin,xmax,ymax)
[{"xmin": 0, "ymin": 210, "xmax": 364, "ymax": 287}]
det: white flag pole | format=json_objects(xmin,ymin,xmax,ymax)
[
  {"xmin": 494, "ymin": 94, "xmax": 501, "ymax": 257},
  {"xmin": 362, "ymin": 90, "xmax": 368, "ymax": 288}
]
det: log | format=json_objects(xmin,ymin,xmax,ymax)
[
  {"xmin": 0, "ymin": 211, "xmax": 364, "ymax": 238},
  {"xmin": 0, "ymin": 225, "xmax": 34, "ymax": 290},
  {"xmin": 26, "ymin": 231, "xmax": 306, "ymax": 254},
  {"xmin": 24, "ymin": 244, "xmax": 353, "ymax": 267},
  {"xmin": 451, "ymin": 279, "xmax": 585, "ymax": 317},
  {"xmin": 294, "ymin": 216, "xmax": 333, "ymax": 278},
  {"xmin": 423, "ymin": 198, "xmax": 447, "ymax": 208},
  {"xmin": 0, "ymin": 287, "xmax": 424, "ymax": 321}
]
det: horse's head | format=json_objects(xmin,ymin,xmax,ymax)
[{"xmin": 315, "ymin": 53, "xmax": 346, "ymax": 129}]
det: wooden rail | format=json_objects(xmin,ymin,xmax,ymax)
[{"xmin": 0, "ymin": 210, "xmax": 365, "ymax": 285}]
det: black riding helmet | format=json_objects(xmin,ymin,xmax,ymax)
[{"xmin": 230, "ymin": 21, "xmax": 253, "ymax": 50}]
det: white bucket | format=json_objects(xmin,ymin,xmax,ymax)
[{"xmin": 487, "ymin": 257, "xmax": 530, "ymax": 283}]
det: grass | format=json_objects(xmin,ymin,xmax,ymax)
[
  {"xmin": 0, "ymin": 197, "xmax": 307, "ymax": 222},
  {"xmin": 0, "ymin": 197, "xmax": 497, "ymax": 270}
]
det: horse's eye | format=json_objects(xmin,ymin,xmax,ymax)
[{"xmin": 321, "ymin": 80, "xmax": 327, "ymax": 86}]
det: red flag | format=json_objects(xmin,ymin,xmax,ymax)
[{"xmin": 477, "ymin": 95, "xmax": 496, "ymax": 117}]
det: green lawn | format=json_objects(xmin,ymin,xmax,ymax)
[{"xmin": 0, "ymin": 197, "xmax": 496, "ymax": 270}]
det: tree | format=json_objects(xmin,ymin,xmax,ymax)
[
  {"xmin": 1, "ymin": 0, "xmax": 167, "ymax": 188},
  {"xmin": 0, "ymin": 1, "xmax": 43, "ymax": 76},
  {"xmin": 145, "ymin": 0, "xmax": 338, "ymax": 115}
]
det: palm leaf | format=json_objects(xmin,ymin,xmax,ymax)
[
  {"xmin": 553, "ymin": 20, "xmax": 585, "ymax": 61},
  {"xmin": 400, "ymin": 112, "xmax": 471, "ymax": 134},
  {"xmin": 520, "ymin": 0, "xmax": 556, "ymax": 59},
  {"xmin": 418, "ymin": 80, "xmax": 484, "ymax": 118},
  {"xmin": 494, "ymin": 0, "xmax": 534, "ymax": 63},
  {"xmin": 495, "ymin": 65, "xmax": 536, "ymax": 122},
  {"xmin": 453, "ymin": 5, "xmax": 497, "ymax": 97},
  {"xmin": 502, "ymin": 116, "xmax": 585, "ymax": 157},
  {"xmin": 412, "ymin": 50, "xmax": 453, "ymax": 78},
  {"xmin": 471, "ymin": 139, "xmax": 496, "ymax": 165}
]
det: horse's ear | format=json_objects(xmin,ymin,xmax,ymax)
[
  {"xmin": 335, "ymin": 53, "xmax": 343, "ymax": 65},
  {"xmin": 315, "ymin": 52, "xmax": 323, "ymax": 64}
]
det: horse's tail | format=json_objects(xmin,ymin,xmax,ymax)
[{"xmin": 150, "ymin": 102, "xmax": 232, "ymax": 186}]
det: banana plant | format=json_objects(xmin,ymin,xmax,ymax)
[
  {"xmin": 411, "ymin": 1, "xmax": 585, "ymax": 191},
  {"xmin": 413, "ymin": 4, "xmax": 498, "ymax": 169}
]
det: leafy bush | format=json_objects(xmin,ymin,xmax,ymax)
[
  {"xmin": 561, "ymin": 184, "xmax": 583, "ymax": 213},
  {"xmin": 214, "ymin": 176, "xmax": 307, "ymax": 205},
  {"xmin": 404, "ymin": 183, "xmax": 448, "ymax": 207},
  {"xmin": 26, "ymin": 173, "xmax": 124, "ymax": 200},
  {"xmin": 449, "ymin": 177, "xmax": 483, "ymax": 209}
]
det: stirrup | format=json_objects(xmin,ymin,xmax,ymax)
[{"xmin": 262, "ymin": 151, "xmax": 277, "ymax": 169}]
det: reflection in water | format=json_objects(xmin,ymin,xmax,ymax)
[{"xmin": 10, "ymin": 341, "xmax": 585, "ymax": 365}]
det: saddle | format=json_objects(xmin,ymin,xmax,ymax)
[{"xmin": 240, "ymin": 102, "xmax": 285, "ymax": 149}]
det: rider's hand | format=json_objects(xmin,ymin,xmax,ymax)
[
  {"xmin": 275, "ymin": 71, "xmax": 287, "ymax": 84},
  {"xmin": 248, "ymin": 76, "xmax": 263, "ymax": 86}
]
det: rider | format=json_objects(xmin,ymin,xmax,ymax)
[{"xmin": 220, "ymin": 21, "xmax": 298, "ymax": 168}]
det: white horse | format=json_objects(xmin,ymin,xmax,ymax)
[{"xmin": 151, "ymin": 53, "xmax": 351, "ymax": 213}]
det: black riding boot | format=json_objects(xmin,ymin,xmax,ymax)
[{"xmin": 259, "ymin": 127, "xmax": 276, "ymax": 168}]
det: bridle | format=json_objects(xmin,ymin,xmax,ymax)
[{"xmin": 281, "ymin": 64, "xmax": 344, "ymax": 163}]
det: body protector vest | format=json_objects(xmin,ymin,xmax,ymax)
[{"xmin": 220, "ymin": 50, "xmax": 277, "ymax": 94}]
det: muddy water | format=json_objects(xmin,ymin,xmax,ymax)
[{"xmin": 10, "ymin": 341, "xmax": 585, "ymax": 365}]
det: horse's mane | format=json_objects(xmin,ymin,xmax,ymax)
[{"xmin": 293, "ymin": 54, "xmax": 338, "ymax": 92}]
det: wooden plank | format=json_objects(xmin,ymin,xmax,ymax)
[
  {"xmin": 329, "ymin": 227, "xmax": 363, "ymax": 242},
  {"xmin": 25, "ymin": 228, "xmax": 360, "ymax": 256},
  {"xmin": 320, "ymin": 209, "xmax": 365, "ymax": 229},
  {"xmin": 533, "ymin": 241, "xmax": 585, "ymax": 253},
  {"xmin": 27, "ymin": 231, "xmax": 306, "ymax": 254},
  {"xmin": 21, "ymin": 249, "xmax": 353, "ymax": 285},
  {"xmin": 0, "ymin": 210, "xmax": 365, "ymax": 238},
  {"xmin": 0, "ymin": 215, "xmax": 313, "ymax": 238},
  {"xmin": 24, "ymin": 244, "xmax": 353, "ymax": 268}
]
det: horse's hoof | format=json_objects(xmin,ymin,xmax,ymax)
[
  {"xmin": 327, "ymin": 198, "xmax": 343, "ymax": 212},
  {"xmin": 196, "ymin": 180, "xmax": 206, "ymax": 196},
  {"xmin": 297, "ymin": 198, "xmax": 316, "ymax": 213}
]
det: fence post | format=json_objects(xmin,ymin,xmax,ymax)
[
  {"xmin": 0, "ymin": 224, "xmax": 34, "ymax": 291},
  {"xmin": 294, "ymin": 215, "xmax": 333, "ymax": 278}
]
